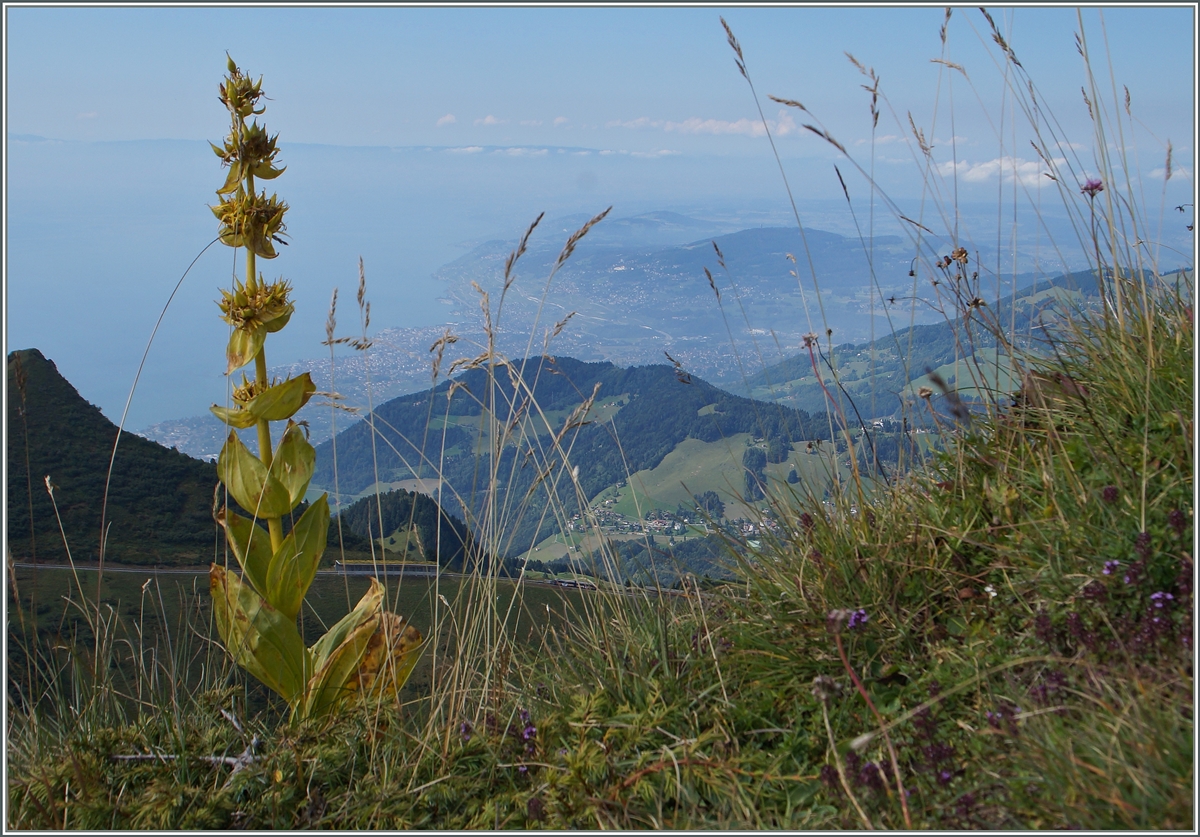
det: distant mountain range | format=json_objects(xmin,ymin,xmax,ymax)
[
  {"xmin": 14, "ymin": 262, "xmax": 1182, "ymax": 569},
  {"xmin": 139, "ymin": 213, "xmax": 949, "ymax": 457}
]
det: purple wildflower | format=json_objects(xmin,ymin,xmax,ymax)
[
  {"xmin": 526, "ymin": 796, "xmax": 545, "ymax": 822},
  {"xmin": 1081, "ymin": 177, "xmax": 1104, "ymax": 198},
  {"xmin": 937, "ymin": 769, "xmax": 954, "ymax": 786},
  {"xmin": 956, "ymin": 792, "xmax": 977, "ymax": 819},
  {"xmin": 1102, "ymin": 559, "xmax": 1120, "ymax": 576},
  {"xmin": 522, "ymin": 724, "xmax": 537, "ymax": 741},
  {"xmin": 1101, "ymin": 485, "xmax": 1119, "ymax": 504},
  {"xmin": 1169, "ymin": 508, "xmax": 1189, "ymax": 536},
  {"xmin": 518, "ymin": 765, "xmax": 528, "ymax": 775},
  {"xmin": 459, "ymin": 721, "xmax": 473, "ymax": 742},
  {"xmin": 858, "ymin": 762, "xmax": 884, "ymax": 792},
  {"xmin": 1150, "ymin": 591, "xmax": 1175, "ymax": 609},
  {"xmin": 1034, "ymin": 610, "xmax": 1055, "ymax": 646},
  {"xmin": 1177, "ymin": 555, "xmax": 1193, "ymax": 598},
  {"xmin": 847, "ymin": 609, "xmax": 869, "ymax": 631}
]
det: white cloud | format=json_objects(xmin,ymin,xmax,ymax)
[
  {"xmin": 1149, "ymin": 165, "xmax": 1194, "ymax": 181},
  {"xmin": 554, "ymin": 116, "xmax": 569, "ymax": 126},
  {"xmin": 607, "ymin": 117, "xmax": 655, "ymax": 129},
  {"xmin": 475, "ymin": 114, "xmax": 505, "ymax": 126},
  {"xmin": 853, "ymin": 134, "xmax": 903, "ymax": 146},
  {"xmin": 76, "ymin": 111, "xmax": 97, "ymax": 120},
  {"xmin": 936, "ymin": 155, "xmax": 1064, "ymax": 187},
  {"xmin": 494, "ymin": 147, "xmax": 548, "ymax": 157},
  {"xmin": 447, "ymin": 146, "xmax": 484, "ymax": 154},
  {"xmin": 520, "ymin": 119, "xmax": 543, "ymax": 127},
  {"xmin": 607, "ymin": 110, "xmax": 798, "ymax": 138},
  {"xmin": 436, "ymin": 113, "xmax": 456, "ymax": 127},
  {"xmin": 630, "ymin": 149, "xmax": 680, "ymax": 158}
]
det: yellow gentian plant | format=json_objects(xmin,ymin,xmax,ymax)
[{"xmin": 208, "ymin": 56, "xmax": 422, "ymax": 723}]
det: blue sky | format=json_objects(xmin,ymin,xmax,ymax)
[
  {"xmin": 7, "ymin": 6, "xmax": 1195, "ymax": 152},
  {"xmin": 4, "ymin": 5, "xmax": 1196, "ymax": 428}
]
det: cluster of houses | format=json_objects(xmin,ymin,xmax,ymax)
[{"xmin": 568, "ymin": 504, "xmax": 690, "ymax": 537}]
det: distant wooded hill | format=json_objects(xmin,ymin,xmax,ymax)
[
  {"xmin": 746, "ymin": 269, "xmax": 1109, "ymax": 417},
  {"xmin": 6, "ymin": 349, "xmax": 222, "ymax": 565},
  {"xmin": 338, "ymin": 488, "xmax": 473, "ymax": 570},
  {"xmin": 311, "ymin": 356, "xmax": 831, "ymax": 557},
  {"xmin": 5, "ymin": 348, "xmax": 376, "ymax": 567}
]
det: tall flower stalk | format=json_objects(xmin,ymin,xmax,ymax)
[{"xmin": 208, "ymin": 56, "xmax": 422, "ymax": 724}]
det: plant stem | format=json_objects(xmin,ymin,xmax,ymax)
[
  {"xmin": 821, "ymin": 699, "xmax": 874, "ymax": 829},
  {"xmin": 835, "ymin": 633, "xmax": 912, "ymax": 829},
  {"xmin": 244, "ymin": 192, "xmax": 283, "ymax": 554}
]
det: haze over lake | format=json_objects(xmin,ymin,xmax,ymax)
[{"xmin": 5, "ymin": 6, "xmax": 1193, "ymax": 430}]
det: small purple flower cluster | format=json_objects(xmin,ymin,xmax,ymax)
[
  {"xmin": 847, "ymin": 609, "xmax": 869, "ymax": 631},
  {"xmin": 1029, "ymin": 669, "xmax": 1067, "ymax": 706},
  {"xmin": 459, "ymin": 720, "xmax": 473, "ymax": 742},
  {"xmin": 843, "ymin": 750, "xmax": 891, "ymax": 794},
  {"xmin": 1150, "ymin": 591, "xmax": 1175, "ymax": 609},
  {"xmin": 1123, "ymin": 558, "xmax": 1145, "ymax": 587},
  {"xmin": 1102, "ymin": 560, "xmax": 1120, "ymax": 576},
  {"xmin": 517, "ymin": 708, "xmax": 538, "ymax": 757},
  {"xmin": 526, "ymin": 796, "xmax": 544, "ymax": 822},
  {"xmin": 1168, "ymin": 508, "xmax": 1189, "ymax": 537},
  {"xmin": 985, "ymin": 703, "xmax": 1021, "ymax": 737},
  {"xmin": 1034, "ymin": 609, "xmax": 1055, "ymax": 647},
  {"xmin": 1177, "ymin": 555, "xmax": 1194, "ymax": 649},
  {"xmin": 1101, "ymin": 485, "xmax": 1120, "ymax": 504},
  {"xmin": 1080, "ymin": 177, "xmax": 1104, "ymax": 198},
  {"xmin": 1066, "ymin": 610, "xmax": 1099, "ymax": 651}
]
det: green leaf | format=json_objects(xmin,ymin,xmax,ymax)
[
  {"xmin": 310, "ymin": 578, "xmax": 385, "ymax": 672},
  {"xmin": 209, "ymin": 403, "xmax": 258, "ymax": 429},
  {"xmin": 226, "ymin": 326, "xmax": 266, "ymax": 374},
  {"xmin": 269, "ymin": 422, "xmax": 315, "ymax": 508},
  {"xmin": 216, "ymin": 161, "xmax": 243, "ymax": 195},
  {"xmin": 209, "ymin": 372, "xmax": 315, "ymax": 429},
  {"xmin": 218, "ymin": 507, "xmax": 273, "ymax": 598},
  {"xmin": 262, "ymin": 309, "xmax": 292, "ymax": 333},
  {"xmin": 302, "ymin": 579, "xmax": 385, "ymax": 720},
  {"xmin": 253, "ymin": 373, "xmax": 315, "ymax": 421},
  {"xmin": 251, "ymin": 161, "xmax": 286, "ymax": 180},
  {"xmin": 210, "ymin": 564, "xmax": 308, "ymax": 704},
  {"xmin": 218, "ymin": 431, "xmax": 295, "ymax": 518},
  {"xmin": 266, "ymin": 494, "xmax": 329, "ymax": 621}
]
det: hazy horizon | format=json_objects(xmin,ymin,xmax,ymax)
[{"xmin": 4, "ymin": 6, "xmax": 1194, "ymax": 430}]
